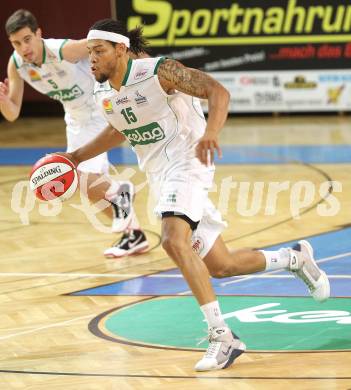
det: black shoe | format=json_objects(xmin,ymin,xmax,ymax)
[{"xmin": 104, "ymin": 229, "xmax": 149, "ymax": 258}]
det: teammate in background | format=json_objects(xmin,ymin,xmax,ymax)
[
  {"xmin": 0, "ymin": 9, "xmax": 149, "ymax": 257},
  {"xmin": 59, "ymin": 19, "xmax": 330, "ymax": 371}
]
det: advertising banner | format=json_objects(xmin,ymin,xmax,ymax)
[{"xmin": 116, "ymin": 0, "xmax": 351, "ymax": 112}]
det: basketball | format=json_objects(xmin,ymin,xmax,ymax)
[{"xmin": 29, "ymin": 154, "xmax": 78, "ymax": 201}]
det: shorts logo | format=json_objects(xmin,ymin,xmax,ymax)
[
  {"xmin": 192, "ymin": 236, "xmax": 204, "ymax": 254},
  {"xmin": 103, "ymin": 98, "xmax": 114, "ymax": 114},
  {"xmin": 28, "ymin": 69, "xmax": 41, "ymax": 82},
  {"xmin": 166, "ymin": 193, "xmax": 177, "ymax": 203},
  {"xmin": 122, "ymin": 122, "xmax": 165, "ymax": 146}
]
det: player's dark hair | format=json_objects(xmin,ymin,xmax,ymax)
[
  {"xmin": 5, "ymin": 9, "xmax": 39, "ymax": 36},
  {"xmin": 89, "ymin": 18, "xmax": 150, "ymax": 55}
]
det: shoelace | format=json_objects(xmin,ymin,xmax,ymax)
[
  {"xmin": 197, "ymin": 331, "xmax": 222, "ymax": 359},
  {"xmin": 296, "ymin": 271, "xmax": 315, "ymax": 291},
  {"xmin": 204, "ymin": 341, "xmax": 221, "ymax": 358}
]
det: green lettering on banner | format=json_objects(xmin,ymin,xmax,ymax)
[
  {"xmin": 121, "ymin": 122, "xmax": 165, "ymax": 146},
  {"xmin": 97, "ymin": 296, "xmax": 351, "ymax": 351}
]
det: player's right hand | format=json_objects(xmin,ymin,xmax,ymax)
[
  {"xmin": 48, "ymin": 152, "xmax": 79, "ymax": 168},
  {"xmin": 0, "ymin": 79, "xmax": 10, "ymax": 102}
]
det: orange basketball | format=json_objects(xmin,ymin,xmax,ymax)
[{"xmin": 29, "ymin": 154, "xmax": 78, "ymax": 201}]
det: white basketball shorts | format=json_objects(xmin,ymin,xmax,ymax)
[{"xmin": 148, "ymin": 158, "xmax": 227, "ymax": 258}]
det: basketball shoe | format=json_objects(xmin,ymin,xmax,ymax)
[
  {"xmin": 106, "ymin": 181, "xmax": 134, "ymax": 232},
  {"xmin": 288, "ymin": 240, "xmax": 330, "ymax": 302},
  {"xmin": 104, "ymin": 229, "xmax": 149, "ymax": 258},
  {"xmin": 195, "ymin": 326, "xmax": 246, "ymax": 371}
]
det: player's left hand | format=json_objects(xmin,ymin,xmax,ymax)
[{"xmin": 195, "ymin": 131, "xmax": 222, "ymax": 166}]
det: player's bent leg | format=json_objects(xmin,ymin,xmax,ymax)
[
  {"xmin": 78, "ymin": 171, "xmax": 113, "ymax": 218},
  {"xmin": 161, "ymin": 216, "xmax": 216, "ymax": 305},
  {"xmin": 202, "ymin": 236, "xmax": 266, "ymax": 278},
  {"xmin": 162, "ymin": 216, "xmax": 246, "ymax": 371},
  {"xmin": 78, "ymin": 171, "xmax": 149, "ymax": 257}
]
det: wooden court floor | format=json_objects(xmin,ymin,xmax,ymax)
[{"xmin": 0, "ymin": 115, "xmax": 350, "ymax": 389}]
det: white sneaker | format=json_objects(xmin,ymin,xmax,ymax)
[
  {"xmin": 288, "ymin": 240, "xmax": 330, "ymax": 302},
  {"xmin": 195, "ymin": 326, "xmax": 246, "ymax": 372},
  {"xmin": 106, "ymin": 181, "xmax": 134, "ymax": 233},
  {"xmin": 104, "ymin": 230, "xmax": 149, "ymax": 258}
]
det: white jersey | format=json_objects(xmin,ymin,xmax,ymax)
[
  {"xmin": 93, "ymin": 57, "xmax": 207, "ymax": 172},
  {"xmin": 13, "ymin": 38, "xmax": 99, "ymax": 120},
  {"xmin": 13, "ymin": 38, "xmax": 110, "ymax": 174}
]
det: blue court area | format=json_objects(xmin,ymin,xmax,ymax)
[
  {"xmin": 72, "ymin": 227, "xmax": 351, "ymax": 298},
  {"xmin": 1, "ymin": 144, "xmax": 351, "ymax": 165}
]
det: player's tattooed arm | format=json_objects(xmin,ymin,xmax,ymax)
[
  {"xmin": 157, "ymin": 58, "xmax": 217, "ymax": 98},
  {"xmin": 157, "ymin": 58, "xmax": 230, "ymax": 166}
]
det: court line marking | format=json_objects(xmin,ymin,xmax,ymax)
[
  {"xmin": 0, "ymin": 273, "xmax": 350, "ymax": 279},
  {"xmin": 1, "ymin": 252, "xmax": 349, "ymax": 280},
  {"xmin": 0, "ymin": 369, "xmax": 351, "ymax": 380},
  {"xmin": 0, "ymin": 273, "xmax": 143, "ymax": 278},
  {"xmin": 0, "ymin": 368, "xmax": 350, "ymax": 380},
  {"xmin": 0, "ymin": 314, "xmax": 95, "ymax": 341},
  {"xmin": 176, "ymin": 251, "xmax": 351, "ymax": 295}
]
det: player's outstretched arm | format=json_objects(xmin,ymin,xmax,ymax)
[
  {"xmin": 61, "ymin": 124, "xmax": 126, "ymax": 167},
  {"xmin": 0, "ymin": 57, "xmax": 24, "ymax": 121},
  {"xmin": 61, "ymin": 39, "xmax": 89, "ymax": 63},
  {"xmin": 157, "ymin": 59, "xmax": 230, "ymax": 165}
]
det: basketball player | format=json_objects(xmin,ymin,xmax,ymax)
[
  {"xmin": 0, "ymin": 9, "xmax": 149, "ymax": 257},
  {"xmin": 59, "ymin": 19, "xmax": 331, "ymax": 371}
]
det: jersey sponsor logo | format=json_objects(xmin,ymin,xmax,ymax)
[
  {"xmin": 52, "ymin": 65, "xmax": 67, "ymax": 78},
  {"xmin": 42, "ymin": 72, "xmax": 53, "ymax": 79},
  {"xmin": 134, "ymin": 90, "xmax": 148, "ymax": 105},
  {"xmin": 134, "ymin": 69, "xmax": 148, "ymax": 80},
  {"xmin": 122, "ymin": 122, "xmax": 165, "ymax": 146},
  {"xmin": 115, "ymin": 96, "xmax": 131, "ymax": 105},
  {"xmin": 103, "ymin": 98, "xmax": 114, "ymax": 114},
  {"xmin": 47, "ymin": 84, "xmax": 84, "ymax": 101},
  {"xmin": 28, "ymin": 69, "xmax": 41, "ymax": 82}
]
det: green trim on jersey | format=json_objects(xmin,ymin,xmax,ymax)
[
  {"xmin": 154, "ymin": 57, "xmax": 166, "ymax": 75},
  {"xmin": 12, "ymin": 53, "xmax": 19, "ymax": 69},
  {"xmin": 42, "ymin": 41, "xmax": 47, "ymax": 64},
  {"xmin": 59, "ymin": 39, "xmax": 69, "ymax": 61},
  {"xmin": 122, "ymin": 58, "xmax": 132, "ymax": 86}
]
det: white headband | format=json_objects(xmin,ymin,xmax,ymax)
[{"xmin": 87, "ymin": 29, "xmax": 130, "ymax": 47}]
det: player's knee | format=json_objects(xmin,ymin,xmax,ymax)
[{"xmin": 162, "ymin": 236, "xmax": 189, "ymax": 261}]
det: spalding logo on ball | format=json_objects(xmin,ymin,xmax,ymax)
[{"xmin": 29, "ymin": 154, "xmax": 78, "ymax": 201}]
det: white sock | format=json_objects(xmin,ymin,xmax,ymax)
[
  {"xmin": 200, "ymin": 301, "xmax": 226, "ymax": 329},
  {"xmin": 261, "ymin": 248, "xmax": 290, "ymax": 271}
]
